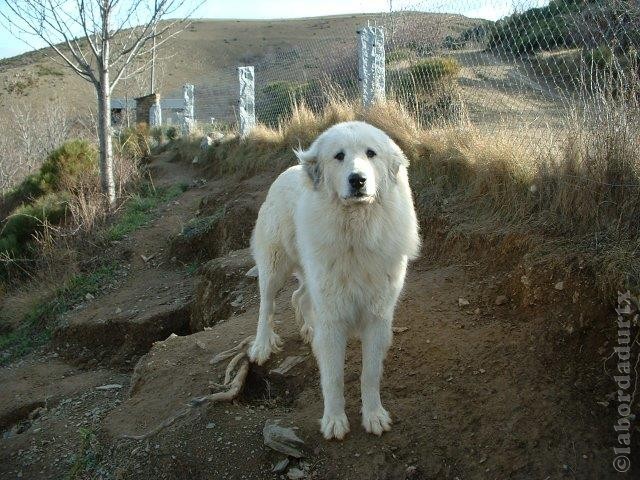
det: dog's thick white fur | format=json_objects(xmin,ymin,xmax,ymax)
[{"xmin": 248, "ymin": 121, "xmax": 420, "ymax": 440}]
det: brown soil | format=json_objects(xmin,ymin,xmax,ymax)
[{"xmin": 1, "ymin": 146, "xmax": 637, "ymax": 479}]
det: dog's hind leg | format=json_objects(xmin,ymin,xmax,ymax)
[
  {"xmin": 249, "ymin": 247, "xmax": 291, "ymax": 365},
  {"xmin": 360, "ymin": 318, "xmax": 393, "ymax": 436},
  {"xmin": 291, "ymin": 273, "xmax": 314, "ymax": 344}
]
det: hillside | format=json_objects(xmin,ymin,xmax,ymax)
[{"xmin": 0, "ymin": 12, "xmax": 484, "ymax": 124}]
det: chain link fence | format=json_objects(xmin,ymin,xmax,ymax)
[{"xmin": 161, "ymin": 0, "xmax": 639, "ymax": 154}]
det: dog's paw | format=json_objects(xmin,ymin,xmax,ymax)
[
  {"xmin": 320, "ymin": 412, "xmax": 350, "ymax": 440},
  {"xmin": 362, "ymin": 407, "xmax": 392, "ymax": 436},
  {"xmin": 299, "ymin": 324, "xmax": 314, "ymax": 344},
  {"xmin": 248, "ymin": 333, "xmax": 282, "ymax": 365}
]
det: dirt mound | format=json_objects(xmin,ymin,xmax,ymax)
[
  {"xmin": 190, "ymin": 248, "xmax": 258, "ymax": 332},
  {"xmin": 53, "ymin": 268, "xmax": 194, "ymax": 367},
  {"xmin": 0, "ymin": 356, "xmax": 117, "ymax": 431},
  {"xmin": 168, "ymin": 174, "xmax": 273, "ymax": 262}
]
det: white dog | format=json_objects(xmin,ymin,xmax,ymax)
[{"xmin": 248, "ymin": 121, "xmax": 420, "ymax": 440}]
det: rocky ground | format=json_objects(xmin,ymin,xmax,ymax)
[{"xmin": 1, "ymin": 145, "xmax": 637, "ymax": 479}]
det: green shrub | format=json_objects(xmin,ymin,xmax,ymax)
[
  {"xmin": 258, "ymin": 81, "xmax": 312, "ymax": 126},
  {"xmin": 485, "ymin": 0, "xmax": 630, "ymax": 55},
  {"xmin": 0, "ymin": 192, "xmax": 69, "ymax": 256},
  {"xmin": 38, "ymin": 140, "xmax": 97, "ymax": 192},
  {"xmin": 150, "ymin": 126, "xmax": 165, "ymax": 145},
  {"xmin": 4, "ymin": 140, "xmax": 97, "ymax": 208},
  {"xmin": 408, "ymin": 57, "xmax": 461, "ymax": 86},
  {"xmin": 584, "ymin": 45, "xmax": 614, "ymax": 70},
  {"xmin": 117, "ymin": 123, "xmax": 151, "ymax": 159},
  {"xmin": 386, "ymin": 48, "xmax": 415, "ymax": 64},
  {"xmin": 166, "ymin": 126, "xmax": 179, "ymax": 141}
]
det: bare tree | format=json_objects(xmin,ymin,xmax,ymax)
[{"xmin": 1, "ymin": 0, "xmax": 202, "ymax": 208}]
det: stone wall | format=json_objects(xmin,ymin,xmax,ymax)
[{"xmin": 135, "ymin": 93, "xmax": 160, "ymax": 125}]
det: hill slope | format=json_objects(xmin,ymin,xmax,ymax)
[{"xmin": 0, "ymin": 12, "xmax": 484, "ymax": 124}]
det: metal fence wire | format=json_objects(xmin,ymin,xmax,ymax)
[{"xmin": 173, "ymin": 0, "xmax": 639, "ymax": 153}]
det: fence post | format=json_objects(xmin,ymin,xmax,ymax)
[
  {"xmin": 358, "ymin": 25, "xmax": 386, "ymax": 107},
  {"xmin": 238, "ymin": 66, "xmax": 256, "ymax": 137},
  {"xmin": 182, "ymin": 83, "xmax": 194, "ymax": 135},
  {"xmin": 149, "ymin": 98, "xmax": 162, "ymax": 127}
]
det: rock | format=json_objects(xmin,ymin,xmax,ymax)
[
  {"xmin": 287, "ymin": 468, "xmax": 307, "ymax": 479},
  {"xmin": 405, "ymin": 465, "xmax": 419, "ymax": 478},
  {"xmin": 95, "ymin": 384, "xmax": 123, "ymax": 391},
  {"xmin": 269, "ymin": 356, "xmax": 307, "ymax": 376},
  {"xmin": 263, "ymin": 421, "xmax": 306, "ymax": 458},
  {"xmin": 392, "ymin": 326, "xmax": 409, "ymax": 333},
  {"xmin": 458, "ymin": 297, "xmax": 470, "ymax": 307},
  {"xmin": 230, "ymin": 294, "xmax": 244, "ymax": 308},
  {"xmin": 200, "ymin": 132, "xmax": 224, "ymax": 151},
  {"xmin": 554, "ymin": 281, "xmax": 564, "ymax": 291},
  {"xmin": 473, "ymin": 308, "xmax": 481, "ymax": 315},
  {"xmin": 495, "ymin": 295, "xmax": 508, "ymax": 306},
  {"xmin": 206, "ymin": 422, "xmax": 215, "ymax": 429},
  {"xmin": 272, "ymin": 458, "xmax": 290, "ymax": 473},
  {"xmin": 245, "ymin": 265, "xmax": 259, "ymax": 278},
  {"xmin": 520, "ymin": 275, "xmax": 530, "ymax": 286},
  {"xmin": 85, "ymin": 293, "xmax": 95, "ymax": 301}
]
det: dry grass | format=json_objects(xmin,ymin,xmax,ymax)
[{"xmin": 190, "ymin": 93, "xmax": 639, "ymax": 299}]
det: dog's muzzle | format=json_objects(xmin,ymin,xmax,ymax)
[{"xmin": 348, "ymin": 173, "xmax": 367, "ymax": 197}]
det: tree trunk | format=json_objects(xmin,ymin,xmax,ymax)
[
  {"xmin": 97, "ymin": 11, "xmax": 116, "ymax": 209},
  {"xmin": 97, "ymin": 74, "xmax": 116, "ymax": 208}
]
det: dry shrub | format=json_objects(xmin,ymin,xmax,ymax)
[{"xmin": 196, "ymin": 91, "xmax": 639, "ymax": 298}]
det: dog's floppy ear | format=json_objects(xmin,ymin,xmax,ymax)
[
  {"xmin": 388, "ymin": 138, "xmax": 409, "ymax": 183},
  {"xmin": 294, "ymin": 140, "xmax": 322, "ymax": 189}
]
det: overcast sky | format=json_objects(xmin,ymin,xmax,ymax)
[{"xmin": 0, "ymin": 0, "xmax": 546, "ymax": 59}]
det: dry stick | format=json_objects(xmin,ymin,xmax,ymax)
[
  {"xmin": 121, "ymin": 408, "xmax": 190, "ymax": 441},
  {"xmin": 122, "ymin": 338, "xmax": 254, "ymax": 441}
]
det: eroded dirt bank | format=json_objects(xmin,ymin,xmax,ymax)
[{"xmin": 1, "ymin": 146, "xmax": 636, "ymax": 479}]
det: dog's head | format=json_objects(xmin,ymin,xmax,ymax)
[{"xmin": 295, "ymin": 121, "xmax": 408, "ymax": 205}]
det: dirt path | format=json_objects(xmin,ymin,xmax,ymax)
[{"xmin": 0, "ymin": 147, "xmax": 632, "ymax": 479}]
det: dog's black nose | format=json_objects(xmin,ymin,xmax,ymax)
[{"xmin": 349, "ymin": 173, "xmax": 366, "ymax": 190}]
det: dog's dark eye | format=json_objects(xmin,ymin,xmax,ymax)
[
  {"xmin": 366, "ymin": 149, "xmax": 376, "ymax": 158},
  {"xmin": 334, "ymin": 152, "xmax": 345, "ymax": 161}
]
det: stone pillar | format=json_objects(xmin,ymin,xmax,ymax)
[
  {"xmin": 238, "ymin": 66, "xmax": 255, "ymax": 137},
  {"xmin": 182, "ymin": 83, "xmax": 195, "ymax": 135},
  {"xmin": 134, "ymin": 93, "xmax": 159, "ymax": 125},
  {"xmin": 149, "ymin": 98, "xmax": 162, "ymax": 127},
  {"xmin": 358, "ymin": 26, "xmax": 386, "ymax": 108}
]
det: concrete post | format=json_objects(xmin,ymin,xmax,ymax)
[
  {"xmin": 149, "ymin": 99, "xmax": 162, "ymax": 127},
  {"xmin": 358, "ymin": 25, "xmax": 386, "ymax": 107},
  {"xmin": 238, "ymin": 66, "xmax": 256, "ymax": 137},
  {"xmin": 182, "ymin": 83, "xmax": 195, "ymax": 135}
]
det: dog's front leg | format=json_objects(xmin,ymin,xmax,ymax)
[
  {"xmin": 312, "ymin": 322, "xmax": 349, "ymax": 440},
  {"xmin": 360, "ymin": 319, "xmax": 393, "ymax": 435}
]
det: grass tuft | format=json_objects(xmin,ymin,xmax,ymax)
[
  {"xmin": 172, "ymin": 92, "xmax": 640, "ymax": 300},
  {"xmin": 0, "ymin": 262, "xmax": 119, "ymax": 364},
  {"xmin": 106, "ymin": 183, "xmax": 187, "ymax": 241}
]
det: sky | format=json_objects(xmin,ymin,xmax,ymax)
[{"xmin": 0, "ymin": 0, "xmax": 546, "ymax": 59}]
